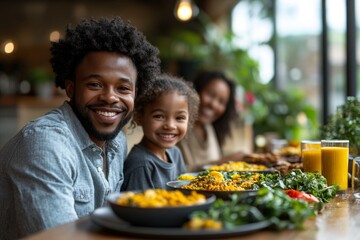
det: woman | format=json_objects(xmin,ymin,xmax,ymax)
[{"xmin": 177, "ymin": 70, "xmax": 244, "ymax": 171}]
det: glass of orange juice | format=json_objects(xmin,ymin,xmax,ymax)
[
  {"xmin": 321, "ymin": 140, "xmax": 349, "ymax": 191},
  {"xmin": 301, "ymin": 140, "xmax": 321, "ymax": 174}
]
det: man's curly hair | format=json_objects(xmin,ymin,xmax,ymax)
[{"xmin": 50, "ymin": 17, "xmax": 161, "ymax": 94}]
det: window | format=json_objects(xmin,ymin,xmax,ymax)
[{"xmin": 232, "ymin": 0, "xmax": 351, "ymax": 124}]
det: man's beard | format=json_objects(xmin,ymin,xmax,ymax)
[{"xmin": 70, "ymin": 101, "xmax": 131, "ymax": 141}]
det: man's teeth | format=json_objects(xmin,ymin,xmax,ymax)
[{"xmin": 97, "ymin": 111, "xmax": 116, "ymax": 117}]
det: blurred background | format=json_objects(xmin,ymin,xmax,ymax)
[{"xmin": 0, "ymin": 0, "xmax": 359, "ymax": 152}]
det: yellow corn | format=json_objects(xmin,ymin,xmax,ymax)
[{"xmin": 116, "ymin": 189, "xmax": 206, "ymax": 207}]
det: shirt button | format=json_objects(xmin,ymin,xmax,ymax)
[
  {"xmin": 92, "ymin": 147, "xmax": 97, "ymax": 152},
  {"xmin": 80, "ymin": 194, "xmax": 84, "ymax": 199},
  {"xmin": 97, "ymin": 167, "xmax": 102, "ymax": 172}
]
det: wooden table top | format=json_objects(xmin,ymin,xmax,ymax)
[{"xmin": 24, "ymin": 192, "xmax": 360, "ymax": 240}]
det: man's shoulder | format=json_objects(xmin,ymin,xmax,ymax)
[{"xmin": 22, "ymin": 109, "xmax": 70, "ymax": 136}]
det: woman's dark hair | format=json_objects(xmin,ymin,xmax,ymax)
[
  {"xmin": 134, "ymin": 73, "xmax": 200, "ymax": 129},
  {"xmin": 50, "ymin": 17, "xmax": 161, "ymax": 95},
  {"xmin": 192, "ymin": 70, "xmax": 238, "ymax": 147}
]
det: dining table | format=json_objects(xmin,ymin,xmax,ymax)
[{"xmin": 24, "ymin": 191, "xmax": 360, "ymax": 240}]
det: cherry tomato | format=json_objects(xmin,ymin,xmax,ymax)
[{"xmin": 284, "ymin": 189, "xmax": 319, "ymax": 203}]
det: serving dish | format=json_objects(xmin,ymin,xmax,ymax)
[
  {"xmin": 107, "ymin": 190, "xmax": 216, "ymax": 228},
  {"xmin": 167, "ymin": 180, "xmax": 258, "ymax": 200},
  {"xmin": 91, "ymin": 207, "xmax": 272, "ymax": 239},
  {"xmin": 203, "ymin": 163, "xmax": 278, "ymax": 173}
]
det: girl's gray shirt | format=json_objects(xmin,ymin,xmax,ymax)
[{"xmin": 121, "ymin": 144, "xmax": 187, "ymax": 191}]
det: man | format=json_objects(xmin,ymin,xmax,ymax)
[{"xmin": 0, "ymin": 17, "xmax": 160, "ymax": 239}]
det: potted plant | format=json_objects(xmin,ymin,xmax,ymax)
[
  {"xmin": 27, "ymin": 67, "xmax": 54, "ymax": 99},
  {"xmin": 321, "ymin": 96, "xmax": 360, "ymax": 156},
  {"xmin": 251, "ymin": 85, "xmax": 318, "ymax": 141}
]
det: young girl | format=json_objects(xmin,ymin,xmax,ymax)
[{"xmin": 121, "ymin": 73, "xmax": 199, "ymax": 190}]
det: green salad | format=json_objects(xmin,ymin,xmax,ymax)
[{"xmin": 185, "ymin": 169, "xmax": 339, "ymax": 230}]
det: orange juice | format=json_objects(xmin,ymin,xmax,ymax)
[
  {"xmin": 302, "ymin": 148, "xmax": 321, "ymax": 173},
  {"xmin": 301, "ymin": 141, "xmax": 321, "ymax": 173},
  {"xmin": 321, "ymin": 147, "xmax": 349, "ymax": 190}
]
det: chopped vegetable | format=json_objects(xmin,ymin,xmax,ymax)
[
  {"xmin": 186, "ymin": 187, "xmax": 317, "ymax": 230},
  {"xmin": 260, "ymin": 169, "xmax": 339, "ymax": 203},
  {"xmin": 283, "ymin": 189, "xmax": 319, "ymax": 203}
]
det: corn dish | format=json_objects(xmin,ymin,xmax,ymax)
[
  {"xmin": 207, "ymin": 161, "xmax": 267, "ymax": 171},
  {"xmin": 181, "ymin": 170, "xmax": 261, "ymax": 191},
  {"xmin": 116, "ymin": 189, "xmax": 206, "ymax": 207},
  {"xmin": 178, "ymin": 174, "xmax": 197, "ymax": 181}
]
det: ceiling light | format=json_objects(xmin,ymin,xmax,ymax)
[
  {"xmin": 49, "ymin": 31, "xmax": 60, "ymax": 42},
  {"xmin": 3, "ymin": 41, "xmax": 15, "ymax": 54},
  {"xmin": 174, "ymin": 0, "xmax": 195, "ymax": 21}
]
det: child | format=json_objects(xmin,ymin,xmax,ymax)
[{"xmin": 121, "ymin": 73, "xmax": 199, "ymax": 190}]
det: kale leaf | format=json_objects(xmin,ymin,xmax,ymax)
[
  {"xmin": 258, "ymin": 169, "xmax": 338, "ymax": 203},
  {"xmin": 190, "ymin": 187, "xmax": 317, "ymax": 230}
]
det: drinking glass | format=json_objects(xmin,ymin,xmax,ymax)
[
  {"xmin": 301, "ymin": 140, "xmax": 321, "ymax": 174},
  {"xmin": 321, "ymin": 140, "xmax": 349, "ymax": 191},
  {"xmin": 351, "ymin": 156, "xmax": 360, "ymax": 198},
  {"xmin": 270, "ymin": 139, "xmax": 288, "ymax": 155}
]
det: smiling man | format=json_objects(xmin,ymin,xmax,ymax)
[{"xmin": 0, "ymin": 17, "xmax": 160, "ymax": 239}]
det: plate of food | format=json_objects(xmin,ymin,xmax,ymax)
[
  {"xmin": 106, "ymin": 189, "xmax": 216, "ymax": 228},
  {"xmin": 203, "ymin": 161, "xmax": 277, "ymax": 172},
  {"xmin": 241, "ymin": 153, "xmax": 279, "ymax": 167},
  {"xmin": 168, "ymin": 170, "xmax": 265, "ymax": 199},
  {"xmin": 91, "ymin": 207, "xmax": 271, "ymax": 238}
]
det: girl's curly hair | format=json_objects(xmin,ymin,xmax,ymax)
[
  {"xmin": 134, "ymin": 73, "xmax": 200, "ymax": 129},
  {"xmin": 192, "ymin": 70, "xmax": 238, "ymax": 147},
  {"xmin": 50, "ymin": 17, "xmax": 161, "ymax": 95}
]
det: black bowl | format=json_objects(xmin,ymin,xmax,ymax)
[{"xmin": 107, "ymin": 191, "xmax": 216, "ymax": 228}]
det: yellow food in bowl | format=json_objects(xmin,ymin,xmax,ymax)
[
  {"xmin": 178, "ymin": 174, "xmax": 196, "ymax": 180},
  {"xmin": 207, "ymin": 161, "xmax": 267, "ymax": 171},
  {"xmin": 108, "ymin": 190, "xmax": 216, "ymax": 228},
  {"xmin": 116, "ymin": 189, "xmax": 206, "ymax": 207}
]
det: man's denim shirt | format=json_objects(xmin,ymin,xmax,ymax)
[{"xmin": 0, "ymin": 101, "xmax": 127, "ymax": 239}]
